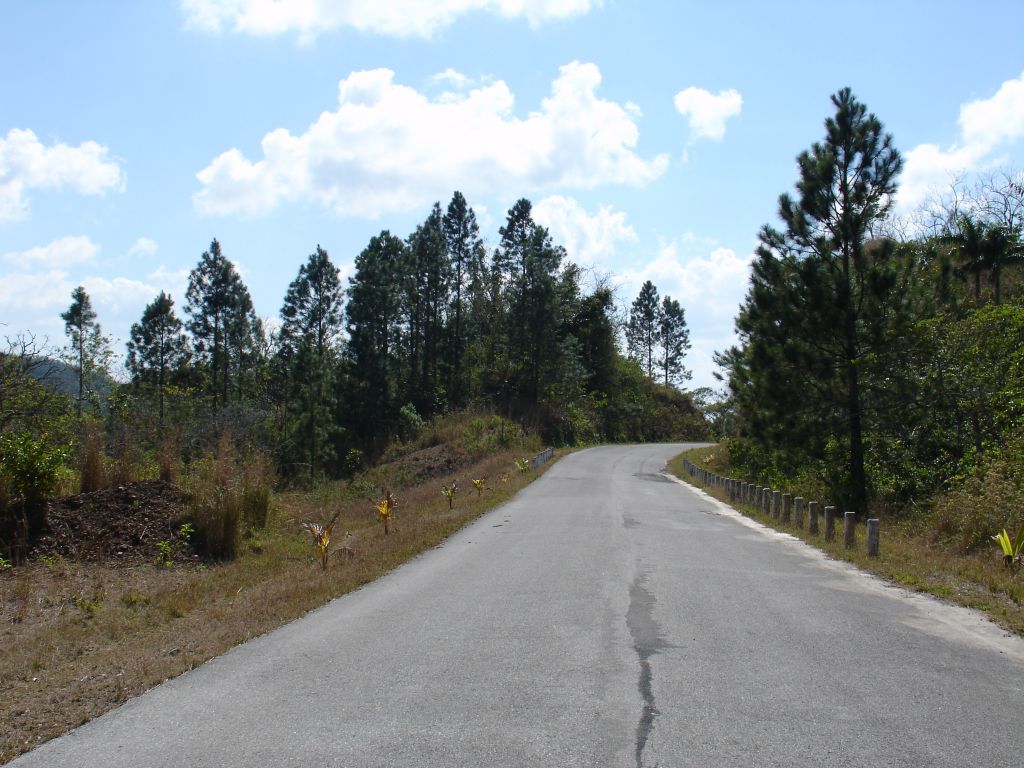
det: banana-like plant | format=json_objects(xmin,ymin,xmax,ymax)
[
  {"xmin": 514, "ymin": 457, "xmax": 531, "ymax": 473},
  {"xmin": 302, "ymin": 510, "xmax": 342, "ymax": 569},
  {"xmin": 441, "ymin": 480, "xmax": 458, "ymax": 509},
  {"xmin": 993, "ymin": 526, "xmax": 1024, "ymax": 570},
  {"xmin": 471, "ymin": 478, "xmax": 488, "ymax": 497},
  {"xmin": 376, "ymin": 490, "xmax": 396, "ymax": 535}
]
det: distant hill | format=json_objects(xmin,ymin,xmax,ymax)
[{"xmin": 22, "ymin": 356, "xmax": 115, "ymax": 401}]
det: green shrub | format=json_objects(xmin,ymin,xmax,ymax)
[
  {"xmin": 932, "ymin": 434, "xmax": 1024, "ymax": 552},
  {"xmin": 0, "ymin": 433, "xmax": 69, "ymax": 562},
  {"xmin": 462, "ymin": 416, "xmax": 524, "ymax": 458}
]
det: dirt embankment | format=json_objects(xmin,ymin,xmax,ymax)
[{"xmin": 33, "ymin": 481, "xmax": 190, "ymax": 565}]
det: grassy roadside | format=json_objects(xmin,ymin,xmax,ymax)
[
  {"xmin": 667, "ymin": 445, "xmax": 1024, "ymax": 637},
  {"xmin": 0, "ymin": 438, "xmax": 559, "ymax": 763}
]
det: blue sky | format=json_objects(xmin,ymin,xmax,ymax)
[{"xmin": 2, "ymin": 1, "xmax": 1023, "ymax": 389}]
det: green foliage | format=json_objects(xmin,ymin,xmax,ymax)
[
  {"xmin": 341, "ymin": 448, "xmax": 364, "ymax": 477},
  {"xmin": 0, "ymin": 432, "xmax": 68, "ymax": 507},
  {"xmin": 155, "ymin": 539, "xmax": 174, "ymax": 568},
  {"xmin": 397, "ymin": 403, "xmax": 425, "ymax": 441},
  {"xmin": 462, "ymin": 416, "xmax": 523, "ymax": 458},
  {"xmin": 932, "ymin": 433, "xmax": 1024, "ymax": 553},
  {"xmin": 992, "ymin": 527, "xmax": 1024, "ymax": 569}
]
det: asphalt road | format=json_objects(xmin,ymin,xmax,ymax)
[{"xmin": 12, "ymin": 444, "xmax": 1024, "ymax": 767}]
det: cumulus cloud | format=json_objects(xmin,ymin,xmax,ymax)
[
  {"xmin": 0, "ymin": 238, "xmax": 189, "ymax": 351},
  {"xmin": 622, "ymin": 241, "xmax": 753, "ymax": 320},
  {"xmin": 181, "ymin": 0, "xmax": 600, "ymax": 40},
  {"xmin": 195, "ymin": 62, "xmax": 668, "ymax": 219},
  {"xmin": 673, "ymin": 87, "xmax": 743, "ymax": 142},
  {"xmin": 0, "ymin": 129, "xmax": 125, "ymax": 222},
  {"xmin": 128, "ymin": 237, "xmax": 159, "ymax": 258},
  {"xmin": 533, "ymin": 195, "xmax": 636, "ymax": 266},
  {"xmin": 2, "ymin": 235, "xmax": 100, "ymax": 269},
  {"xmin": 900, "ymin": 72, "xmax": 1024, "ymax": 210}
]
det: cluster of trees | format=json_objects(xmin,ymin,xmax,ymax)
[
  {"xmin": 717, "ymin": 88, "xmax": 1024, "ymax": 515},
  {"xmin": 626, "ymin": 280, "xmax": 691, "ymax": 388},
  {"xmin": 11, "ymin": 193, "xmax": 705, "ymax": 489}
]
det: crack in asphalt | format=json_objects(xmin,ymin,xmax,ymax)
[{"xmin": 627, "ymin": 575, "xmax": 672, "ymax": 768}]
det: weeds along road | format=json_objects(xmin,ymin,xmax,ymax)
[{"xmin": 12, "ymin": 444, "xmax": 1024, "ymax": 767}]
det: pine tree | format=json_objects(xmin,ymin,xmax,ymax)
[
  {"xmin": 126, "ymin": 291, "xmax": 189, "ymax": 432},
  {"xmin": 657, "ymin": 296, "xmax": 691, "ymax": 388},
  {"xmin": 626, "ymin": 281, "xmax": 660, "ymax": 379},
  {"xmin": 61, "ymin": 286, "xmax": 111, "ymax": 417},
  {"xmin": 345, "ymin": 231, "xmax": 406, "ymax": 444},
  {"xmin": 495, "ymin": 199, "xmax": 565, "ymax": 402},
  {"xmin": 443, "ymin": 191, "xmax": 485, "ymax": 406},
  {"xmin": 278, "ymin": 246, "xmax": 344, "ymax": 483},
  {"xmin": 185, "ymin": 239, "xmax": 261, "ymax": 412},
  {"xmin": 734, "ymin": 88, "xmax": 905, "ymax": 513},
  {"xmin": 402, "ymin": 203, "xmax": 450, "ymax": 414}
]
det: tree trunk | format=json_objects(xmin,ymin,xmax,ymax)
[{"xmin": 846, "ymin": 358, "xmax": 867, "ymax": 517}]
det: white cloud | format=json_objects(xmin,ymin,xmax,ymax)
[
  {"xmin": 2, "ymin": 235, "xmax": 100, "ymax": 269},
  {"xmin": 182, "ymin": 0, "xmax": 600, "ymax": 40},
  {"xmin": 622, "ymin": 242, "xmax": 753, "ymax": 319},
  {"xmin": 900, "ymin": 72, "xmax": 1024, "ymax": 210},
  {"xmin": 533, "ymin": 195, "xmax": 636, "ymax": 266},
  {"xmin": 673, "ymin": 87, "xmax": 743, "ymax": 142},
  {"xmin": 0, "ymin": 129, "xmax": 125, "ymax": 222},
  {"xmin": 430, "ymin": 68, "xmax": 477, "ymax": 90},
  {"xmin": 128, "ymin": 237, "xmax": 159, "ymax": 258},
  {"xmin": 0, "ymin": 239, "xmax": 192, "ymax": 352},
  {"xmin": 195, "ymin": 62, "xmax": 668, "ymax": 219}
]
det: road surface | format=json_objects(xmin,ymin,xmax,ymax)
[{"xmin": 12, "ymin": 444, "xmax": 1024, "ymax": 767}]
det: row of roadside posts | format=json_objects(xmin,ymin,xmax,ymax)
[{"xmin": 680, "ymin": 459, "xmax": 881, "ymax": 557}]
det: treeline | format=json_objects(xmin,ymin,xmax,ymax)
[
  {"xmin": 717, "ymin": 87, "xmax": 1024, "ymax": 530},
  {"xmin": 3, "ymin": 193, "xmax": 708, "ymax": 492}
]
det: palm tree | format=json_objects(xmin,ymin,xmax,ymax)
[
  {"xmin": 980, "ymin": 224, "xmax": 1023, "ymax": 305},
  {"xmin": 946, "ymin": 214, "xmax": 987, "ymax": 302}
]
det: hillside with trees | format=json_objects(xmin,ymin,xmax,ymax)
[
  {"xmin": 0, "ymin": 193, "xmax": 708, "ymax": 564},
  {"xmin": 714, "ymin": 88, "xmax": 1024, "ymax": 555}
]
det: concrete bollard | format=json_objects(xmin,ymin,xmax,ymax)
[
  {"xmin": 843, "ymin": 511, "xmax": 856, "ymax": 549},
  {"xmin": 867, "ymin": 519, "xmax": 880, "ymax": 556},
  {"xmin": 772, "ymin": 490, "xmax": 781, "ymax": 519},
  {"xmin": 824, "ymin": 505, "xmax": 836, "ymax": 541},
  {"xmin": 781, "ymin": 493, "xmax": 791, "ymax": 523},
  {"xmin": 808, "ymin": 501, "xmax": 819, "ymax": 534},
  {"xmin": 794, "ymin": 497, "xmax": 805, "ymax": 529},
  {"xmin": 762, "ymin": 490, "xmax": 770, "ymax": 516}
]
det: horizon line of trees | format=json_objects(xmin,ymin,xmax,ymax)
[
  {"xmin": 716, "ymin": 87, "xmax": 1024, "ymax": 516},
  {"xmin": 14, "ymin": 192, "xmax": 705, "ymax": 485}
]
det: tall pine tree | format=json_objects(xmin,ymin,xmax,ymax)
[
  {"xmin": 657, "ymin": 296, "xmax": 691, "ymax": 388},
  {"xmin": 185, "ymin": 239, "xmax": 261, "ymax": 412},
  {"xmin": 626, "ymin": 280, "xmax": 660, "ymax": 379},
  {"xmin": 278, "ymin": 245, "xmax": 344, "ymax": 483},
  {"xmin": 734, "ymin": 88, "xmax": 905, "ymax": 513},
  {"xmin": 127, "ymin": 291, "xmax": 189, "ymax": 433},
  {"xmin": 345, "ymin": 231, "xmax": 406, "ymax": 445}
]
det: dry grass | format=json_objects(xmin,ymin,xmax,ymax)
[
  {"xmin": 668, "ymin": 447, "xmax": 1024, "ymax": 637},
  {"xmin": 0, "ymin": 445, "xmax": 555, "ymax": 763}
]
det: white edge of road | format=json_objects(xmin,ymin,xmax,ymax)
[{"xmin": 662, "ymin": 471, "xmax": 1024, "ymax": 664}]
